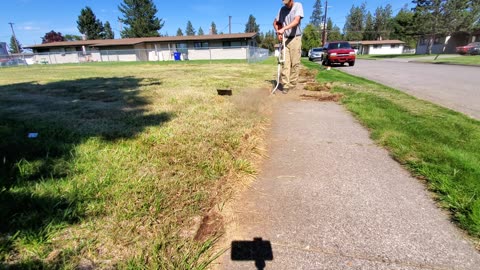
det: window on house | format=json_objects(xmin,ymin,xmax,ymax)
[
  {"xmin": 391, "ymin": 44, "xmax": 399, "ymax": 48},
  {"xmin": 420, "ymin": 38, "xmax": 426, "ymax": 45},
  {"xmin": 434, "ymin": 37, "xmax": 441, "ymax": 44},
  {"xmin": 373, "ymin": 45, "xmax": 380, "ymax": 49},
  {"xmin": 223, "ymin": 41, "xmax": 231, "ymax": 47},
  {"xmin": 176, "ymin": 43, "xmax": 188, "ymax": 54},
  {"xmin": 194, "ymin": 42, "xmax": 209, "ymax": 49}
]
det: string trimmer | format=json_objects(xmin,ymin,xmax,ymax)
[{"xmin": 271, "ymin": 33, "xmax": 286, "ymax": 95}]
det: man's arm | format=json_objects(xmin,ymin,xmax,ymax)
[{"xmin": 277, "ymin": 16, "xmax": 301, "ymax": 35}]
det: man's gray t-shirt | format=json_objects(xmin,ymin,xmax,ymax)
[{"xmin": 276, "ymin": 2, "xmax": 304, "ymax": 38}]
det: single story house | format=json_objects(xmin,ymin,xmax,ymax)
[
  {"xmin": 24, "ymin": 33, "xmax": 259, "ymax": 64},
  {"xmin": 350, "ymin": 40, "xmax": 406, "ymax": 55},
  {"xmin": 416, "ymin": 29, "xmax": 480, "ymax": 54}
]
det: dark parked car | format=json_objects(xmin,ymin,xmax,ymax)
[
  {"xmin": 322, "ymin": 41, "xmax": 356, "ymax": 66},
  {"xmin": 468, "ymin": 45, "xmax": 480, "ymax": 55},
  {"xmin": 308, "ymin": 47, "xmax": 323, "ymax": 61},
  {"xmin": 456, "ymin": 42, "xmax": 480, "ymax": 55}
]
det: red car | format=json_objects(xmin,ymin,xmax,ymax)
[
  {"xmin": 321, "ymin": 41, "xmax": 356, "ymax": 66},
  {"xmin": 456, "ymin": 42, "xmax": 480, "ymax": 55}
]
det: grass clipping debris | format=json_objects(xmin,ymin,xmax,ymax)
[{"xmin": 299, "ymin": 68, "xmax": 343, "ymax": 102}]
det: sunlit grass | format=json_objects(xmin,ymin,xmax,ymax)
[
  {"xmin": 419, "ymin": 55, "xmax": 480, "ymax": 66},
  {"xmin": 0, "ymin": 60, "xmax": 276, "ymax": 268}
]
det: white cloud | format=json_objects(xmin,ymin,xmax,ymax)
[{"xmin": 20, "ymin": 26, "xmax": 40, "ymax": 31}]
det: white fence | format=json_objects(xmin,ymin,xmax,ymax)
[{"xmin": 1, "ymin": 46, "xmax": 269, "ymax": 67}]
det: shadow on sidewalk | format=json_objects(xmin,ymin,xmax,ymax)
[{"xmin": 231, "ymin": 237, "xmax": 274, "ymax": 270}]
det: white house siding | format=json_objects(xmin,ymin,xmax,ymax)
[
  {"xmin": 367, "ymin": 44, "xmax": 404, "ymax": 55},
  {"xmin": 210, "ymin": 48, "xmax": 247, "ymax": 60}
]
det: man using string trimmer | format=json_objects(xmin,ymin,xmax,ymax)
[{"xmin": 272, "ymin": 0, "xmax": 304, "ymax": 94}]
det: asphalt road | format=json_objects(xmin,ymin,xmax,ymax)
[{"xmin": 338, "ymin": 59, "xmax": 480, "ymax": 120}]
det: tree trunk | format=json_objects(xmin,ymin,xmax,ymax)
[{"xmin": 427, "ymin": 35, "xmax": 434, "ymax": 55}]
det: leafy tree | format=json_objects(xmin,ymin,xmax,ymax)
[
  {"xmin": 198, "ymin": 27, "xmax": 204, "ymax": 36},
  {"xmin": 41, "ymin": 30, "xmax": 65, "ymax": 44},
  {"xmin": 391, "ymin": 6, "xmax": 416, "ymax": 48},
  {"xmin": 211, "ymin": 22, "xmax": 218, "ymax": 34},
  {"xmin": 363, "ymin": 12, "xmax": 376, "ymax": 40},
  {"xmin": 245, "ymin": 14, "xmax": 260, "ymax": 33},
  {"xmin": 344, "ymin": 3, "xmax": 367, "ymax": 41},
  {"xmin": 302, "ymin": 24, "xmax": 322, "ymax": 52},
  {"xmin": 310, "ymin": 0, "xmax": 323, "ymax": 27},
  {"xmin": 186, "ymin": 21, "xmax": 195, "ymax": 36},
  {"xmin": 77, "ymin": 6, "xmax": 104, "ymax": 40},
  {"xmin": 259, "ymin": 30, "xmax": 276, "ymax": 52},
  {"xmin": 326, "ymin": 18, "xmax": 343, "ymax": 41},
  {"xmin": 412, "ymin": 0, "xmax": 480, "ymax": 54},
  {"xmin": 328, "ymin": 26, "xmax": 343, "ymax": 41},
  {"xmin": 118, "ymin": 0, "xmax": 163, "ymax": 38},
  {"xmin": 103, "ymin": 21, "xmax": 115, "ymax": 39},
  {"xmin": 373, "ymin": 4, "xmax": 393, "ymax": 40},
  {"xmin": 65, "ymin": 34, "xmax": 82, "ymax": 41},
  {"xmin": 9, "ymin": 36, "xmax": 22, "ymax": 53},
  {"xmin": 176, "ymin": 28, "xmax": 184, "ymax": 36}
]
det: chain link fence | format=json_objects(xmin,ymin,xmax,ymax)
[{"xmin": 1, "ymin": 46, "xmax": 270, "ymax": 68}]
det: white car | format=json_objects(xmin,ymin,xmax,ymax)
[{"xmin": 308, "ymin": 47, "xmax": 323, "ymax": 61}]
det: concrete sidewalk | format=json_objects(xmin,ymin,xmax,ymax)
[{"xmin": 216, "ymin": 96, "xmax": 480, "ymax": 269}]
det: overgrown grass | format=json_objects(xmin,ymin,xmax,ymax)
[
  {"xmin": 418, "ymin": 55, "xmax": 480, "ymax": 66},
  {"xmin": 303, "ymin": 60, "xmax": 480, "ymax": 243},
  {"xmin": 0, "ymin": 60, "xmax": 275, "ymax": 268}
]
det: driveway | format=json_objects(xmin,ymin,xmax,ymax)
[{"xmin": 339, "ymin": 59, "xmax": 480, "ymax": 120}]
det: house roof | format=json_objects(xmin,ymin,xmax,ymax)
[
  {"xmin": 352, "ymin": 40, "xmax": 405, "ymax": 45},
  {"xmin": 25, "ymin": 33, "xmax": 258, "ymax": 49}
]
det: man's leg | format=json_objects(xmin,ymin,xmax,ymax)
[
  {"xmin": 289, "ymin": 36, "xmax": 302, "ymax": 89},
  {"xmin": 281, "ymin": 43, "xmax": 292, "ymax": 91}
]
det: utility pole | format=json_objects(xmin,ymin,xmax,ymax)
[
  {"xmin": 322, "ymin": 0, "xmax": 328, "ymax": 45},
  {"xmin": 229, "ymin": 16, "xmax": 232, "ymax": 34},
  {"xmin": 8, "ymin": 22, "xmax": 20, "ymax": 54}
]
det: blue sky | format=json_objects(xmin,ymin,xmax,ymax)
[{"xmin": 0, "ymin": 0, "xmax": 412, "ymax": 47}]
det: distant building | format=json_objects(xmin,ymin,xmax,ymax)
[
  {"xmin": 0, "ymin": 42, "xmax": 8, "ymax": 57},
  {"xmin": 24, "ymin": 33, "xmax": 259, "ymax": 64}
]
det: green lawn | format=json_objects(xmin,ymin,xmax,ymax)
[
  {"xmin": 303, "ymin": 60, "xmax": 480, "ymax": 248},
  {"xmin": 0, "ymin": 61, "xmax": 275, "ymax": 269},
  {"xmin": 418, "ymin": 55, "xmax": 480, "ymax": 66}
]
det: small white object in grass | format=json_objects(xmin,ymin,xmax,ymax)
[{"xmin": 28, "ymin": 133, "xmax": 38, "ymax": 138}]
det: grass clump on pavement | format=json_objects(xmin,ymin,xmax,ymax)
[
  {"xmin": 0, "ymin": 61, "xmax": 273, "ymax": 268},
  {"xmin": 303, "ymin": 60, "xmax": 480, "ymax": 243}
]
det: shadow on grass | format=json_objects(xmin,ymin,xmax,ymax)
[{"xmin": 0, "ymin": 76, "xmax": 174, "ymax": 264}]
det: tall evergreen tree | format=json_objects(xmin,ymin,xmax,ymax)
[
  {"xmin": 77, "ymin": 6, "xmax": 104, "ymax": 40},
  {"xmin": 344, "ymin": 3, "xmax": 367, "ymax": 41},
  {"xmin": 41, "ymin": 30, "xmax": 65, "ymax": 44},
  {"xmin": 176, "ymin": 28, "xmax": 184, "ymax": 36},
  {"xmin": 211, "ymin": 22, "xmax": 218, "ymax": 34},
  {"xmin": 9, "ymin": 36, "xmax": 22, "ymax": 53},
  {"xmin": 310, "ymin": 0, "xmax": 324, "ymax": 27},
  {"xmin": 198, "ymin": 27, "xmax": 204, "ymax": 36},
  {"xmin": 118, "ymin": 0, "xmax": 163, "ymax": 38},
  {"xmin": 363, "ymin": 12, "xmax": 376, "ymax": 40},
  {"xmin": 373, "ymin": 4, "xmax": 393, "ymax": 40},
  {"xmin": 186, "ymin": 21, "xmax": 196, "ymax": 36},
  {"xmin": 245, "ymin": 14, "xmax": 260, "ymax": 33},
  {"xmin": 391, "ymin": 6, "xmax": 416, "ymax": 48},
  {"xmin": 103, "ymin": 21, "xmax": 115, "ymax": 39}
]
